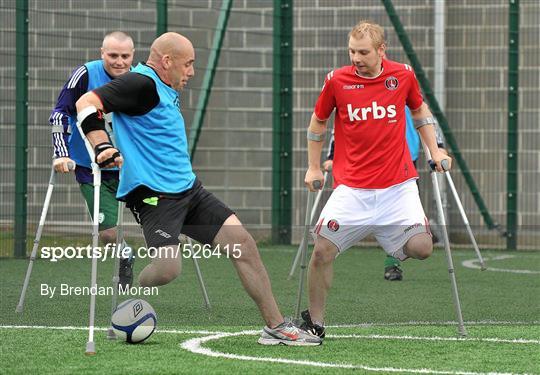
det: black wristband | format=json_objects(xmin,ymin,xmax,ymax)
[
  {"xmin": 94, "ymin": 142, "xmax": 120, "ymax": 168},
  {"xmin": 81, "ymin": 110, "xmax": 106, "ymax": 135}
]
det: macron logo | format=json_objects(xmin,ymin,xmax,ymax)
[{"xmin": 347, "ymin": 101, "xmax": 397, "ymax": 122}]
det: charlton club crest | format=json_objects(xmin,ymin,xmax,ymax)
[
  {"xmin": 327, "ymin": 219, "xmax": 340, "ymax": 232},
  {"xmin": 385, "ymin": 76, "xmax": 399, "ymax": 90}
]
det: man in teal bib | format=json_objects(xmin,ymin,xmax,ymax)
[{"xmin": 75, "ymin": 32, "xmax": 321, "ymax": 347}]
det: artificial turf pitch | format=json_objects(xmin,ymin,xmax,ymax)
[{"xmin": 1, "ymin": 246, "xmax": 539, "ymax": 374}]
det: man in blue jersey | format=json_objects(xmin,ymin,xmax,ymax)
[
  {"xmin": 323, "ymin": 107, "xmax": 446, "ymax": 281},
  {"xmin": 50, "ymin": 31, "xmax": 135, "ymax": 287},
  {"xmin": 74, "ymin": 32, "xmax": 321, "ymax": 346}
]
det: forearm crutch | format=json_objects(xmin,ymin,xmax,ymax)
[
  {"xmin": 423, "ymin": 144, "xmax": 467, "ymax": 336},
  {"xmin": 76, "ymin": 122, "xmax": 101, "ymax": 355},
  {"xmin": 107, "ymin": 201, "xmax": 125, "ymax": 339},
  {"xmin": 294, "ymin": 180, "xmax": 322, "ymax": 320},
  {"xmin": 288, "ymin": 172, "xmax": 328, "ymax": 280},
  {"xmin": 15, "ymin": 159, "xmax": 74, "ymax": 313}
]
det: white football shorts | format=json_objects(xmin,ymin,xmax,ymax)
[{"xmin": 313, "ymin": 179, "xmax": 430, "ymax": 260}]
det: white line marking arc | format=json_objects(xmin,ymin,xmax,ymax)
[
  {"xmin": 462, "ymin": 255, "xmax": 540, "ymax": 274},
  {"xmin": 180, "ymin": 330, "xmax": 534, "ymax": 375},
  {"xmin": 1, "ymin": 323, "xmax": 538, "ymax": 375}
]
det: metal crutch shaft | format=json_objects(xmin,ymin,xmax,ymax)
[
  {"xmin": 288, "ymin": 171, "xmax": 328, "ymax": 280},
  {"xmin": 187, "ymin": 237, "xmax": 211, "ymax": 309},
  {"xmin": 16, "ymin": 161, "xmax": 75, "ymax": 313},
  {"xmin": 77, "ymin": 121, "xmax": 100, "ymax": 355},
  {"xmin": 86, "ymin": 161, "xmax": 101, "ymax": 355},
  {"xmin": 16, "ymin": 164, "xmax": 55, "ymax": 313},
  {"xmin": 294, "ymin": 180, "xmax": 322, "ymax": 320},
  {"xmin": 424, "ymin": 147, "xmax": 467, "ymax": 336},
  {"xmin": 443, "ymin": 172, "xmax": 486, "ymax": 270},
  {"xmin": 107, "ymin": 201, "xmax": 125, "ymax": 339}
]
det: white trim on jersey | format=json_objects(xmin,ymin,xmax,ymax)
[
  {"xmin": 354, "ymin": 67, "xmax": 384, "ymax": 79},
  {"xmin": 326, "ymin": 70, "xmax": 334, "ymax": 81},
  {"xmin": 53, "ymin": 132, "xmax": 69, "ymax": 157},
  {"xmin": 51, "ymin": 112, "xmax": 66, "ymax": 131},
  {"xmin": 404, "ymin": 64, "xmax": 412, "ymax": 71},
  {"xmin": 67, "ymin": 66, "xmax": 87, "ymax": 89},
  {"xmin": 51, "ymin": 112, "xmax": 69, "ymax": 157}
]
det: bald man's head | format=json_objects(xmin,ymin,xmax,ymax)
[
  {"xmin": 101, "ymin": 31, "xmax": 134, "ymax": 77},
  {"xmin": 147, "ymin": 32, "xmax": 195, "ymax": 91},
  {"xmin": 147, "ymin": 32, "xmax": 194, "ymax": 68}
]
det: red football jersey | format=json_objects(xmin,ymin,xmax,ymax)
[{"xmin": 314, "ymin": 59, "xmax": 424, "ymax": 189}]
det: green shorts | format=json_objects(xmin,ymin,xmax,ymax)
[{"xmin": 79, "ymin": 179, "xmax": 120, "ymax": 231}]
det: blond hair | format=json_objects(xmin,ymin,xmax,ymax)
[{"xmin": 348, "ymin": 20, "xmax": 386, "ymax": 49}]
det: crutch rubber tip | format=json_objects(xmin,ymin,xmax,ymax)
[
  {"xmin": 85, "ymin": 342, "xmax": 96, "ymax": 355},
  {"xmin": 15, "ymin": 305, "xmax": 23, "ymax": 313}
]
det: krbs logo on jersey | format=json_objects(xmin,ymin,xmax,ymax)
[
  {"xmin": 385, "ymin": 76, "xmax": 399, "ymax": 90},
  {"xmin": 347, "ymin": 101, "xmax": 397, "ymax": 122}
]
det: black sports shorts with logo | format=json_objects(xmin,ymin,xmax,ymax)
[{"xmin": 125, "ymin": 179, "xmax": 234, "ymax": 248}]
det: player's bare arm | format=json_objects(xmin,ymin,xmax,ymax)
[
  {"xmin": 305, "ymin": 113, "xmax": 327, "ymax": 191},
  {"xmin": 410, "ymin": 102, "xmax": 451, "ymax": 172},
  {"xmin": 76, "ymin": 91, "xmax": 123, "ymax": 169}
]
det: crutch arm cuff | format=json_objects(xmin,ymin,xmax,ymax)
[
  {"xmin": 307, "ymin": 130, "xmax": 325, "ymax": 142},
  {"xmin": 413, "ymin": 117, "xmax": 436, "ymax": 129},
  {"xmin": 78, "ymin": 106, "xmax": 106, "ymax": 135}
]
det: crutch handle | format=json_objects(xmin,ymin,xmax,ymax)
[
  {"xmin": 441, "ymin": 159, "xmax": 450, "ymax": 171},
  {"xmin": 67, "ymin": 161, "xmax": 76, "ymax": 170},
  {"xmin": 428, "ymin": 159, "xmax": 450, "ymax": 172},
  {"xmin": 312, "ymin": 180, "xmax": 323, "ymax": 190}
]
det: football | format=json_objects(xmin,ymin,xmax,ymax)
[{"xmin": 111, "ymin": 299, "xmax": 157, "ymax": 344}]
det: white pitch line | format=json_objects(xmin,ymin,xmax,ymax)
[
  {"xmin": 2, "ymin": 320, "xmax": 538, "ymax": 332},
  {"xmin": 328, "ymin": 320, "xmax": 540, "ymax": 328},
  {"xmin": 462, "ymin": 255, "xmax": 540, "ymax": 274},
  {"xmin": 2, "ymin": 324, "xmax": 539, "ymax": 345},
  {"xmin": 0, "ymin": 325, "xmax": 226, "ymax": 335},
  {"xmin": 180, "ymin": 330, "xmax": 528, "ymax": 375},
  {"xmin": 326, "ymin": 334, "xmax": 540, "ymax": 344}
]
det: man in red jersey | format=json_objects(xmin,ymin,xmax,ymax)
[{"xmin": 299, "ymin": 20, "xmax": 451, "ymax": 339}]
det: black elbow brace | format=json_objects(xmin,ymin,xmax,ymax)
[{"xmin": 80, "ymin": 109, "xmax": 106, "ymax": 135}]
